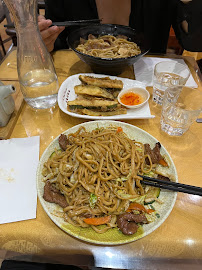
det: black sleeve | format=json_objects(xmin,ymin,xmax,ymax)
[
  {"xmin": 45, "ymin": 0, "xmax": 98, "ymax": 51},
  {"xmin": 172, "ymin": 0, "xmax": 202, "ymax": 51},
  {"xmin": 129, "ymin": 0, "xmax": 173, "ymax": 54},
  {"xmin": 45, "ymin": 0, "xmax": 68, "ymax": 50}
]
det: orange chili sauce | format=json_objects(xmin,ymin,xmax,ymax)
[{"xmin": 120, "ymin": 91, "xmax": 143, "ymax": 106}]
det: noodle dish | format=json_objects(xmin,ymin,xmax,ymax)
[
  {"xmin": 37, "ymin": 121, "xmax": 177, "ymax": 245},
  {"xmin": 67, "ymin": 24, "xmax": 150, "ymax": 75},
  {"xmin": 76, "ymin": 34, "xmax": 141, "ymax": 59}
]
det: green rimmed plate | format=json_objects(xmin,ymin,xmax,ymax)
[{"xmin": 36, "ymin": 120, "xmax": 178, "ymax": 245}]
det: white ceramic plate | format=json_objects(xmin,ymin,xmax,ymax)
[
  {"xmin": 37, "ymin": 120, "xmax": 177, "ymax": 245},
  {"xmin": 57, "ymin": 73, "xmax": 155, "ymax": 120}
]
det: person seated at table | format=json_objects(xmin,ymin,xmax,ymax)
[{"xmin": 38, "ymin": 0, "xmax": 202, "ymax": 54}]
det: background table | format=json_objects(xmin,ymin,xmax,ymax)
[{"xmin": 0, "ymin": 49, "xmax": 202, "ymax": 269}]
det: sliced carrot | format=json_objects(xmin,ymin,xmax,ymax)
[
  {"xmin": 126, "ymin": 202, "xmax": 146, "ymax": 212},
  {"xmin": 117, "ymin": 127, "xmax": 123, "ymax": 133},
  {"xmin": 146, "ymin": 209, "xmax": 155, "ymax": 214},
  {"xmin": 126, "ymin": 202, "xmax": 154, "ymax": 214},
  {"xmin": 159, "ymin": 159, "xmax": 168, "ymax": 167},
  {"xmin": 83, "ymin": 215, "xmax": 111, "ymax": 225}
]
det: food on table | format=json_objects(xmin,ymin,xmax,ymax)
[
  {"xmin": 79, "ymin": 75, "xmax": 123, "ymax": 89},
  {"xmin": 80, "ymin": 108, "xmax": 127, "ymax": 116},
  {"xmin": 76, "ymin": 34, "xmax": 141, "ymax": 59},
  {"xmin": 68, "ymin": 98, "xmax": 119, "ymax": 110},
  {"xmin": 43, "ymin": 181, "xmax": 68, "ymax": 208},
  {"xmin": 117, "ymin": 212, "xmax": 148, "ymax": 235},
  {"xmin": 67, "ymin": 75, "xmax": 127, "ymax": 116},
  {"xmin": 120, "ymin": 91, "xmax": 143, "ymax": 106},
  {"xmin": 74, "ymin": 85, "xmax": 115, "ymax": 100},
  {"xmin": 42, "ymin": 126, "xmax": 173, "ymax": 235}
]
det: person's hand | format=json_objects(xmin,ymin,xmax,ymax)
[{"xmin": 38, "ymin": 15, "xmax": 65, "ymax": 52}]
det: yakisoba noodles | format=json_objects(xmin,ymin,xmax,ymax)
[
  {"xmin": 76, "ymin": 34, "xmax": 141, "ymax": 59},
  {"xmin": 42, "ymin": 126, "xmax": 165, "ymax": 234}
]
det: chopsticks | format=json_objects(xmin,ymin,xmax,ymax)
[
  {"xmin": 138, "ymin": 174, "xmax": 202, "ymax": 196},
  {"xmin": 52, "ymin": 19, "xmax": 102, "ymax": 27},
  {"xmin": 4, "ymin": 19, "xmax": 101, "ymax": 29},
  {"xmin": 196, "ymin": 118, "xmax": 202, "ymax": 123},
  {"xmin": 4, "ymin": 23, "xmax": 14, "ymax": 29}
]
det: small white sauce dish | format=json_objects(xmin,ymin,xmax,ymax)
[{"xmin": 118, "ymin": 81, "xmax": 150, "ymax": 109}]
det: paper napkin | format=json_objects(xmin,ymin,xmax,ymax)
[
  {"xmin": 133, "ymin": 57, "xmax": 198, "ymax": 88},
  {"xmin": 0, "ymin": 136, "xmax": 40, "ymax": 224}
]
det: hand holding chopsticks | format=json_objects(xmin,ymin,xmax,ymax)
[{"xmin": 138, "ymin": 174, "xmax": 202, "ymax": 196}]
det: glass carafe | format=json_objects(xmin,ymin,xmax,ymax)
[{"xmin": 4, "ymin": 0, "xmax": 59, "ymax": 109}]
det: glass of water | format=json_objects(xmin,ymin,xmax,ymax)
[
  {"xmin": 153, "ymin": 61, "xmax": 190, "ymax": 105},
  {"xmin": 161, "ymin": 86, "xmax": 202, "ymax": 136}
]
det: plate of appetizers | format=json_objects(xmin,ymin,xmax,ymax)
[
  {"xmin": 37, "ymin": 120, "xmax": 177, "ymax": 245},
  {"xmin": 57, "ymin": 73, "xmax": 155, "ymax": 120}
]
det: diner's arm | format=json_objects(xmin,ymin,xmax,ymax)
[
  {"xmin": 44, "ymin": 0, "xmax": 98, "ymax": 51},
  {"xmin": 38, "ymin": 15, "xmax": 65, "ymax": 52},
  {"xmin": 172, "ymin": 0, "xmax": 202, "ymax": 51}
]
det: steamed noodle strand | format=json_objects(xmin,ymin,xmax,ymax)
[{"xmin": 42, "ymin": 126, "xmax": 153, "ymax": 233}]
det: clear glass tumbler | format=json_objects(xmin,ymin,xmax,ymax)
[
  {"xmin": 4, "ymin": 0, "xmax": 59, "ymax": 109},
  {"xmin": 153, "ymin": 61, "xmax": 190, "ymax": 105},
  {"xmin": 161, "ymin": 86, "xmax": 202, "ymax": 136}
]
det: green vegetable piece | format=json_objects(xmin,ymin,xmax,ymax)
[
  {"xmin": 144, "ymin": 187, "xmax": 160, "ymax": 205},
  {"xmin": 89, "ymin": 193, "xmax": 97, "ymax": 208},
  {"xmin": 150, "ymin": 205, "xmax": 155, "ymax": 210},
  {"xmin": 49, "ymin": 149, "xmax": 62, "ymax": 159}
]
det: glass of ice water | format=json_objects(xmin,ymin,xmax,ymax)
[
  {"xmin": 161, "ymin": 86, "xmax": 202, "ymax": 136},
  {"xmin": 152, "ymin": 61, "xmax": 190, "ymax": 105}
]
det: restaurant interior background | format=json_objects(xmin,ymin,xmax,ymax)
[
  {"xmin": 0, "ymin": 1, "xmax": 201, "ymax": 67},
  {"xmin": 0, "ymin": 0, "xmax": 202, "ymax": 269}
]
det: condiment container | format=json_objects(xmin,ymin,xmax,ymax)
[{"xmin": 118, "ymin": 82, "xmax": 150, "ymax": 109}]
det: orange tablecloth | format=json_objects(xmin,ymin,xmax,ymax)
[{"xmin": 0, "ymin": 49, "xmax": 202, "ymax": 269}]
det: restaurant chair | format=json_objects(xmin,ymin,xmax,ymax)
[
  {"xmin": 1, "ymin": 0, "xmax": 16, "ymax": 53},
  {"xmin": 0, "ymin": 0, "xmax": 12, "ymax": 59}
]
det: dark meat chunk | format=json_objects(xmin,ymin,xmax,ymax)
[
  {"xmin": 117, "ymin": 212, "xmax": 148, "ymax": 235},
  {"xmin": 80, "ymin": 37, "xmax": 86, "ymax": 44},
  {"xmin": 88, "ymin": 34, "xmax": 96, "ymax": 40},
  {"xmin": 86, "ymin": 42, "xmax": 110, "ymax": 50},
  {"xmin": 59, "ymin": 134, "xmax": 68, "ymax": 151},
  {"xmin": 43, "ymin": 181, "xmax": 68, "ymax": 208},
  {"xmin": 80, "ymin": 213, "xmax": 92, "ymax": 218},
  {"xmin": 144, "ymin": 142, "xmax": 163, "ymax": 165}
]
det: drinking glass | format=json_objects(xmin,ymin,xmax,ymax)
[
  {"xmin": 153, "ymin": 61, "xmax": 190, "ymax": 105},
  {"xmin": 161, "ymin": 86, "xmax": 202, "ymax": 136},
  {"xmin": 4, "ymin": 0, "xmax": 59, "ymax": 109}
]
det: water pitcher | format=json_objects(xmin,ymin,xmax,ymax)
[{"xmin": 4, "ymin": 0, "xmax": 59, "ymax": 109}]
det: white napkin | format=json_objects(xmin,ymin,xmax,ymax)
[
  {"xmin": 133, "ymin": 57, "xmax": 198, "ymax": 88},
  {"xmin": 0, "ymin": 136, "xmax": 40, "ymax": 224}
]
